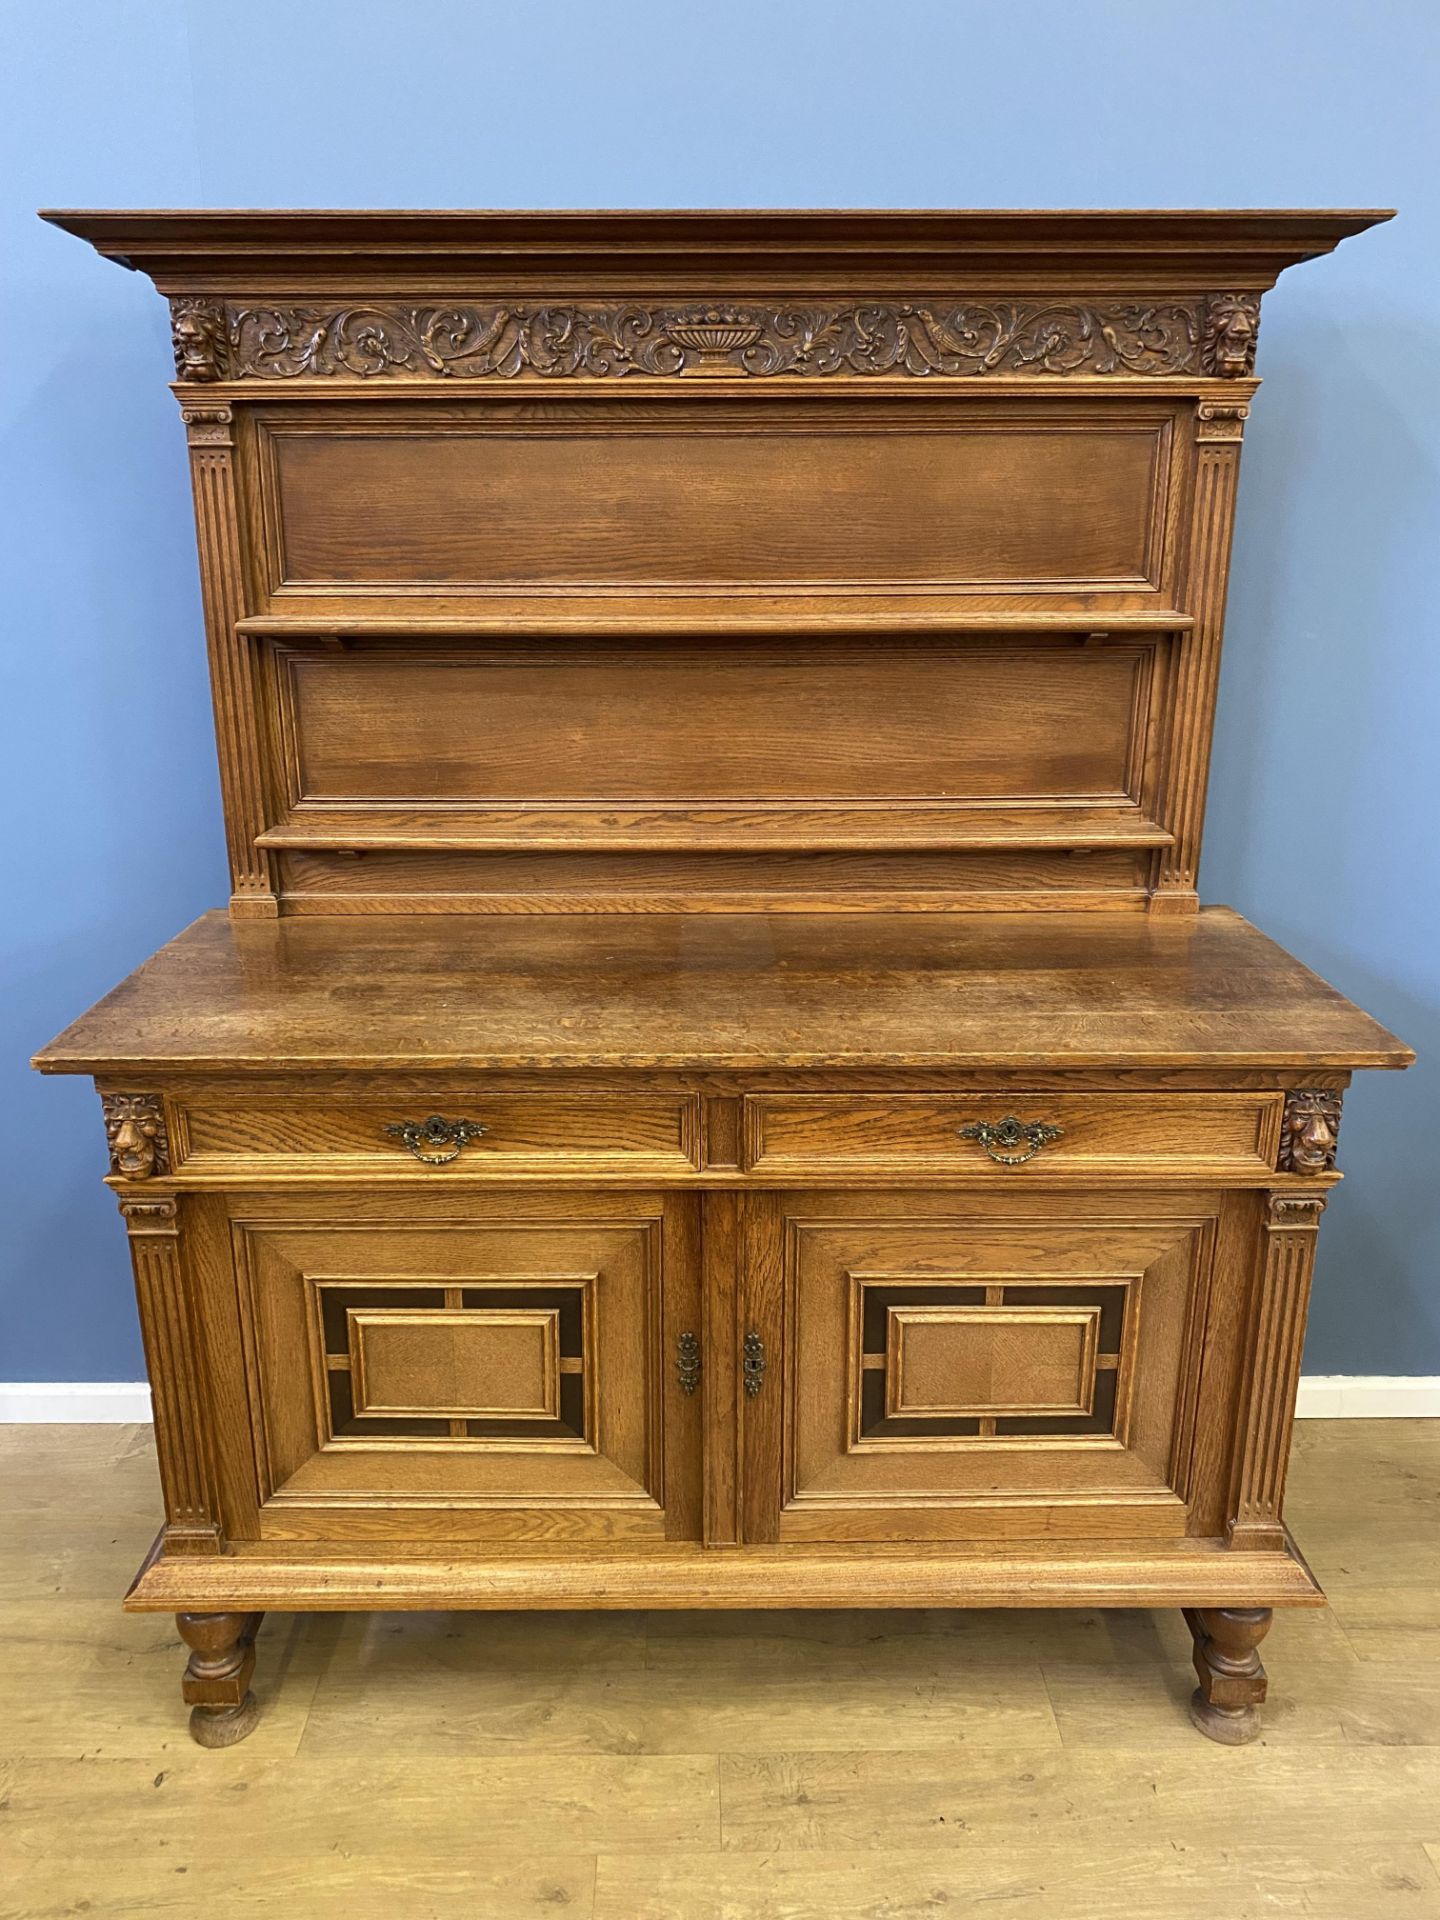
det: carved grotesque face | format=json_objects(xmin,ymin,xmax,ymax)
[
  {"xmin": 1281, "ymin": 1092, "xmax": 1339, "ymax": 1174},
  {"xmin": 1206, "ymin": 295, "xmax": 1260, "ymax": 377},
  {"xmin": 105, "ymin": 1097, "xmax": 166, "ymax": 1177},
  {"xmin": 171, "ymin": 302, "xmax": 224, "ymax": 381}
]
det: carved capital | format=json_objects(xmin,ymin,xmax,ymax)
[
  {"xmin": 118, "ymin": 1194, "xmax": 179, "ymax": 1233},
  {"xmin": 1277, "ymin": 1089, "xmax": 1342, "ymax": 1176},
  {"xmin": 1265, "ymin": 1192, "xmax": 1328, "ymax": 1228},
  {"xmin": 180, "ymin": 403, "xmax": 234, "ymax": 446},
  {"xmin": 1196, "ymin": 400, "xmax": 1250, "ymax": 443},
  {"xmin": 1201, "ymin": 292, "xmax": 1261, "ymax": 377},
  {"xmin": 103, "ymin": 1093, "xmax": 170, "ymax": 1179},
  {"xmin": 170, "ymin": 297, "xmax": 229, "ymax": 381}
]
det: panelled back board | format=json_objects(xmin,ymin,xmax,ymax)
[
  {"xmin": 45, "ymin": 207, "xmax": 1385, "ymax": 919},
  {"xmin": 34, "ymin": 210, "xmax": 1413, "ymax": 1750}
]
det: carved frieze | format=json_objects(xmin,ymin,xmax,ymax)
[
  {"xmin": 1277, "ymin": 1090, "xmax": 1343, "ymax": 1176},
  {"xmin": 165, "ymin": 293, "xmax": 1265, "ymax": 382},
  {"xmin": 102, "ymin": 1093, "xmax": 170, "ymax": 1179}
]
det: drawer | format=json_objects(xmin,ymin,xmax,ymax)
[
  {"xmin": 743, "ymin": 1093, "xmax": 1284, "ymax": 1179},
  {"xmin": 171, "ymin": 1093, "xmax": 702, "ymax": 1177}
]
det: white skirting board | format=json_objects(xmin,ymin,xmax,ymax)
[
  {"xmin": 0, "ymin": 1383, "xmax": 154, "ymax": 1422},
  {"xmin": 1294, "ymin": 1376, "xmax": 1440, "ymax": 1418},
  {"xmin": 1, "ymin": 1378, "xmax": 1438, "ymax": 1422}
]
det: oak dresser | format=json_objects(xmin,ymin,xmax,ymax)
[{"xmin": 35, "ymin": 209, "xmax": 1413, "ymax": 1747}]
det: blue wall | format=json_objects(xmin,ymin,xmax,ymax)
[{"xmin": 3, "ymin": 0, "xmax": 1437, "ymax": 1380}]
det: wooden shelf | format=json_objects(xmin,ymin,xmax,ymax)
[
  {"xmin": 257, "ymin": 804, "xmax": 1176, "ymax": 856},
  {"xmin": 240, "ymin": 610, "xmax": 1197, "ymax": 639}
]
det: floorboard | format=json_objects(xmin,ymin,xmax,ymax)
[{"xmin": 2, "ymin": 1419, "xmax": 1438, "ymax": 1919}]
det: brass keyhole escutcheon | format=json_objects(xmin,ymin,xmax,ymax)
[
  {"xmin": 742, "ymin": 1330, "xmax": 766, "ymax": 1397},
  {"xmin": 677, "ymin": 1332, "xmax": 702, "ymax": 1396}
]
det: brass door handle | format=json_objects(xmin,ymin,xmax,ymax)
[
  {"xmin": 742, "ymin": 1330, "xmax": 766, "ymax": 1397},
  {"xmin": 384, "ymin": 1115, "xmax": 487, "ymax": 1165},
  {"xmin": 958, "ymin": 1115, "xmax": 1064, "ymax": 1166},
  {"xmin": 677, "ymin": 1332, "xmax": 701, "ymax": 1396}
]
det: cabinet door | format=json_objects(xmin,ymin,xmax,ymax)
[
  {"xmin": 191, "ymin": 1190, "xmax": 701, "ymax": 1547},
  {"xmin": 740, "ymin": 1189, "xmax": 1242, "ymax": 1545}
]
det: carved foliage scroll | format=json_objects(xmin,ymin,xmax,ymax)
[
  {"xmin": 103, "ymin": 1093, "xmax": 170, "ymax": 1179},
  {"xmin": 169, "ymin": 292, "xmax": 1262, "ymax": 382}
]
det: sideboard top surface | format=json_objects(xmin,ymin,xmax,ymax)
[{"xmin": 33, "ymin": 908, "xmax": 1412, "ymax": 1076}]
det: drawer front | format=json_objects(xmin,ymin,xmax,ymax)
[
  {"xmin": 744, "ymin": 1093, "xmax": 1283, "ymax": 1179},
  {"xmin": 172, "ymin": 1093, "xmax": 702, "ymax": 1177}
]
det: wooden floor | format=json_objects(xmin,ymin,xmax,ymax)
[{"xmin": 3, "ymin": 1421, "xmax": 1438, "ymax": 1918}]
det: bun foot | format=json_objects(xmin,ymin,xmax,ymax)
[
  {"xmin": 1184, "ymin": 1605, "xmax": 1271, "ymax": 1745},
  {"xmin": 189, "ymin": 1690, "xmax": 261, "ymax": 1748},
  {"xmin": 1188, "ymin": 1686, "xmax": 1262, "ymax": 1745},
  {"xmin": 177, "ymin": 1610, "xmax": 264, "ymax": 1748}
]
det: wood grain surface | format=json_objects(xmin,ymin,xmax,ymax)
[
  {"xmin": 3, "ymin": 1419, "xmax": 1437, "ymax": 1918},
  {"xmin": 32, "ymin": 907, "xmax": 1412, "ymax": 1075}
]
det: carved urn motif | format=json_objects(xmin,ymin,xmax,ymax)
[{"xmin": 666, "ymin": 307, "xmax": 765, "ymax": 375}]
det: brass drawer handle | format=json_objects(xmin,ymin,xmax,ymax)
[
  {"xmin": 384, "ymin": 1114, "xmax": 487, "ymax": 1165},
  {"xmin": 958, "ymin": 1114, "xmax": 1065, "ymax": 1166},
  {"xmin": 677, "ymin": 1332, "xmax": 701, "ymax": 1396},
  {"xmin": 742, "ymin": 1330, "xmax": 766, "ymax": 1397}
]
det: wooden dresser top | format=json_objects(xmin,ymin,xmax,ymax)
[
  {"xmin": 43, "ymin": 207, "xmax": 1398, "ymax": 927},
  {"xmin": 33, "ymin": 909, "xmax": 1410, "ymax": 1077}
]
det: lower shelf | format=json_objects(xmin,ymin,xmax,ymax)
[{"xmin": 126, "ymin": 1529, "xmax": 1325, "ymax": 1613}]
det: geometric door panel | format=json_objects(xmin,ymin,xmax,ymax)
[
  {"xmin": 856, "ymin": 1280, "xmax": 1132, "ymax": 1443},
  {"xmin": 215, "ymin": 1192, "xmax": 700, "ymax": 1546},
  {"xmin": 748, "ymin": 1192, "xmax": 1219, "ymax": 1545},
  {"xmin": 317, "ymin": 1281, "xmax": 593, "ymax": 1443}
]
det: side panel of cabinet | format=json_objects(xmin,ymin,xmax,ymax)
[
  {"xmin": 187, "ymin": 1187, "xmax": 701, "ymax": 1546},
  {"xmin": 739, "ymin": 1187, "xmax": 1253, "ymax": 1545}
]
